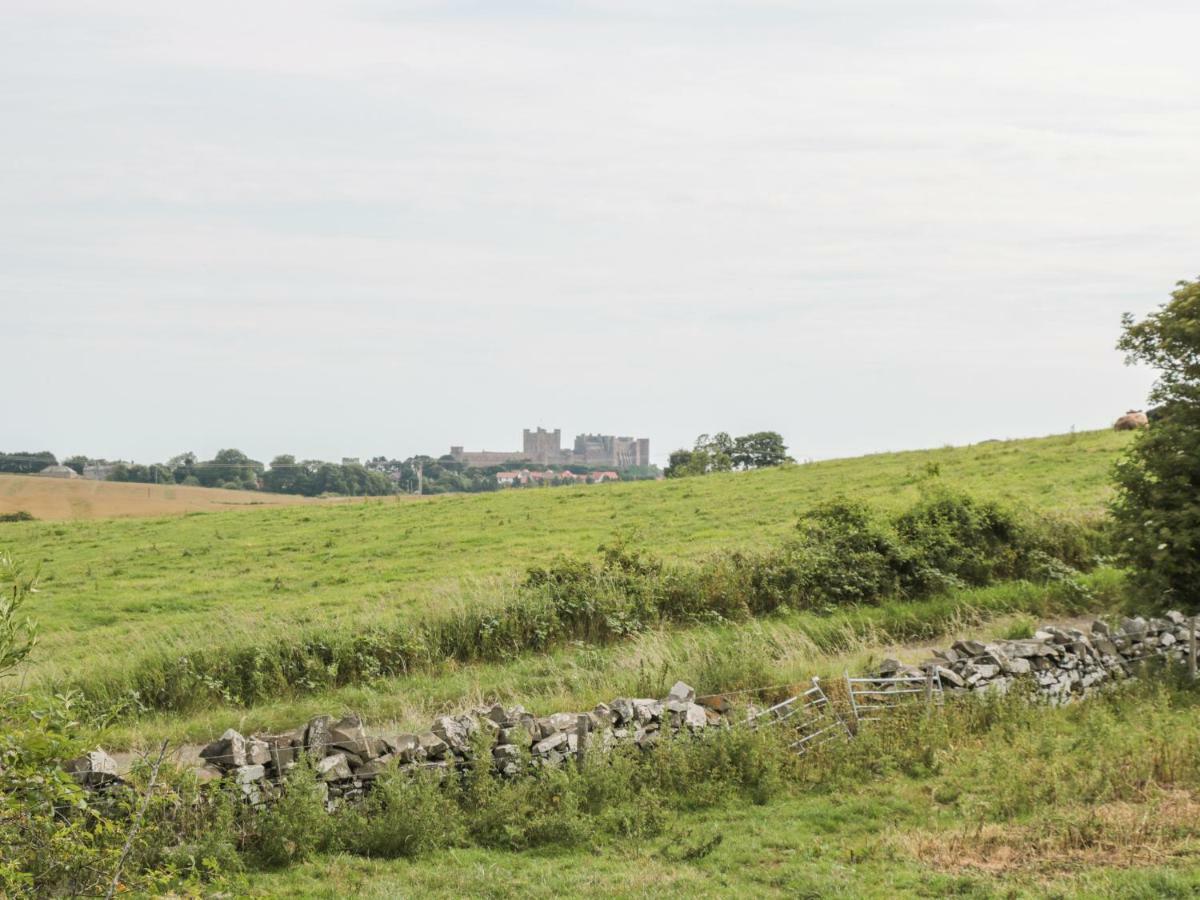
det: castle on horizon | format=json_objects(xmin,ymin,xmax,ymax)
[{"xmin": 449, "ymin": 427, "xmax": 650, "ymax": 469}]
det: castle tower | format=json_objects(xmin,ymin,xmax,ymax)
[{"xmin": 523, "ymin": 427, "xmax": 562, "ymax": 465}]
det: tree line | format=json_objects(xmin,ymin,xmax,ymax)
[
  {"xmin": 0, "ymin": 448, "xmax": 660, "ymax": 497},
  {"xmin": 0, "ymin": 449, "xmax": 393, "ymax": 497},
  {"xmin": 365, "ymin": 455, "xmax": 660, "ymax": 494},
  {"xmin": 664, "ymin": 431, "xmax": 791, "ymax": 478}
]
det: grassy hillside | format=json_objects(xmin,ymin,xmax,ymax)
[
  {"xmin": 0, "ymin": 473, "xmax": 348, "ymax": 520},
  {"xmin": 11, "ymin": 427, "xmax": 1191, "ymax": 898},
  {"xmin": 3, "ymin": 429, "xmax": 1127, "ymax": 682}
]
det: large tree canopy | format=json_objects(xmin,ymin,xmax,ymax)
[
  {"xmin": 665, "ymin": 431, "xmax": 791, "ymax": 478},
  {"xmin": 1112, "ymin": 277, "xmax": 1200, "ymax": 609},
  {"xmin": 0, "ymin": 451, "xmax": 56, "ymax": 474}
]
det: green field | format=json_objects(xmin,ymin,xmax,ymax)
[
  {"xmin": 7, "ymin": 429, "xmax": 1125, "ymax": 685},
  {"xmin": 10, "ymin": 426, "xmax": 1186, "ymax": 899}
]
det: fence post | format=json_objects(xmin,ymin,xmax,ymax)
[
  {"xmin": 575, "ymin": 714, "xmax": 590, "ymax": 767},
  {"xmin": 1189, "ymin": 617, "xmax": 1196, "ymax": 680},
  {"xmin": 924, "ymin": 665, "xmax": 935, "ymax": 707},
  {"xmin": 843, "ymin": 671, "xmax": 860, "ymax": 729}
]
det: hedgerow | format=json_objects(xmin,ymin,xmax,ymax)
[{"xmin": 51, "ymin": 489, "xmax": 1107, "ymax": 720}]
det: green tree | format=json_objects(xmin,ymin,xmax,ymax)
[
  {"xmin": 700, "ymin": 433, "xmax": 734, "ymax": 472},
  {"xmin": 167, "ymin": 451, "xmax": 197, "ymax": 484},
  {"xmin": 732, "ymin": 431, "xmax": 791, "ymax": 469},
  {"xmin": 664, "ymin": 448, "xmax": 705, "ymax": 478},
  {"xmin": 62, "ymin": 455, "xmax": 88, "ymax": 476},
  {"xmin": 666, "ymin": 431, "xmax": 790, "ymax": 477},
  {"xmin": 0, "ymin": 452, "xmax": 56, "ymax": 474},
  {"xmin": 262, "ymin": 454, "xmax": 300, "ymax": 493},
  {"xmin": 1112, "ymin": 277, "xmax": 1200, "ymax": 608},
  {"xmin": 197, "ymin": 449, "xmax": 262, "ymax": 489}
]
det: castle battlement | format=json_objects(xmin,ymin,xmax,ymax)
[{"xmin": 450, "ymin": 427, "xmax": 649, "ymax": 469}]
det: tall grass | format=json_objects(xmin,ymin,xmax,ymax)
[
  {"xmin": 53, "ymin": 489, "xmax": 1112, "ymax": 723},
  {"xmin": 94, "ymin": 570, "xmax": 1122, "ymax": 748}
]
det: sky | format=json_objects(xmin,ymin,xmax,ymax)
[{"xmin": 2, "ymin": 1, "xmax": 1194, "ymax": 467}]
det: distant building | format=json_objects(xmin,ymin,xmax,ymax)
[
  {"xmin": 522, "ymin": 427, "xmax": 564, "ymax": 464},
  {"xmin": 451, "ymin": 427, "xmax": 649, "ymax": 469},
  {"xmin": 82, "ymin": 463, "xmax": 120, "ymax": 481},
  {"xmin": 36, "ymin": 465, "xmax": 79, "ymax": 479},
  {"xmin": 571, "ymin": 434, "xmax": 650, "ymax": 469},
  {"xmin": 495, "ymin": 468, "xmax": 619, "ymax": 488},
  {"xmin": 448, "ymin": 446, "xmax": 529, "ymax": 468}
]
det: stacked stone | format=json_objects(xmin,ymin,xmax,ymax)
[
  {"xmin": 61, "ymin": 749, "xmax": 123, "ymax": 789},
  {"xmin": 65, "ymin": 681, "xmax": 724, "ymax": 806},
  {"xmin": 874, "ymin": 612, "xmax": 1195, "ymax": 704}
]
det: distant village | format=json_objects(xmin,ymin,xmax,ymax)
[
  {"xmin": 381, "ymin": 426, "xmax": 657, "ymax": 493},
  {"xmin": 2, "ymin": 426, "xmax": 658, "ymax": 497}
]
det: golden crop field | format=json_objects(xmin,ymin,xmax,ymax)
[{"xmin": 0, "ymin": 473, "xmax": 362, "ymax": 520}]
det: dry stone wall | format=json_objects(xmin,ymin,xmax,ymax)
[
  {"xmin": 65, "ymin": 612, "xmax": 1196, "ymax": 804},
  {"xmin": 878, "ymin": 612, "xmax": 1194, "ymax": 701}
]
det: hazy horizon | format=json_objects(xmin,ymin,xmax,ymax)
[
  {"xmin": 0, "ymin": 421, "xmax": 1146, "ymax": 472},
  {"xmin": 6, "ymin": 1, "xmax": 1192, "ymax": 466}
]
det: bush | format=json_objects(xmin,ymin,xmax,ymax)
[
  {"xmin": 637, "ymin": 725, "xmax": 792, "ymax": 809},
  {"xmin": 0, "ymin": 693, "xmax": 115, "ymax": 897},
  {"xmin": 339, "ymin": 767, "xmax": 463, "ymax": 858},
  {"xmin": 245, "ymin": 756, "xmax": 332, "ymax": 868},
  {"xmin": 772, "ymin": 499, "xmax": 916, "ymax": 607},
  {"xmin": 895, "ymin": 487, "xmax": 1029, "ymax": 585}
]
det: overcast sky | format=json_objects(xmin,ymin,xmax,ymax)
[{"xmin": 3, "ymin": 1, "xmax": 1193, "ymax": 466}]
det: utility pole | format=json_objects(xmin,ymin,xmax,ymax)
[{"xmin": 415, "ymin": 460, "xmax": 423, "ymax": 496}]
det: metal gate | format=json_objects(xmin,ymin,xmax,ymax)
[
  {"xmin": 747, "ymin": 676, "xmax": 852, "ymax": 754},
  {"xmin": 845, "ymin": 667, "xmax": 942, "ymax": 726}
]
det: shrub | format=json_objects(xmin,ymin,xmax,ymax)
[
  {"xmin": 894, "ymin": 487, "xmax": 1028, "ymax": 585},
  {"xmin": 0, "ymin": 552, "xmax": 238, "ymax": 894},
  {"xmin": 759, "ymin": 500, "xmax": 914, "ymax": 609},
  {"xmin": 0, "ymin": 551, "xmax": 38, "ymax": 674},
  {"xmin": 0, "ymin": 692, "xmax": 115, "ymax": 897},
  {"xmin": 340, "ymin": 766, "xmax": 463, "ymax": 858},
  {"xmin": 245, "ymin": 756, "xmax": 332, "ymax": 868},
  {"xmin": 637, "ymin": 725, "xmax": 792, "ymax": 809}
]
